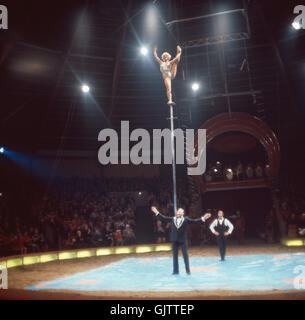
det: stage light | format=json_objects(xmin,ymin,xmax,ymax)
[
  {"xmin": 155, "ymin": 245, "xmax": 171, "ymax": 252},
  {"xmin": 0, "ymin": 147, "xmax": 4, "ymax": 154},
  {"xmin": 138, "ymin": 191, "xmax": 142, "ymax": 195},
  {"xmin": 292, "ymin": 21, "xmax": 301, "ymax": 30},
  {"xmin": 81, "ymin": 84, "xmax": 90, "ymax": 93},
  {"xmin": 214, "ymin": 168, "xmax": 218, "ymax": 173},
  {"xmin": 136, "ymin": 246, "xmax": 153, "ymax": 253},
  {"xmin": 115, "ymin": 247, "xmax": 133, "ymax": 254},
  {"xmin": 23, "ymin": 256, "xmax": 40, "ymax": 266},
  {"xmin": 140, "ymin": 47, "xmax": 148, "ymax": 56},
  {"xmin": 96, "ymin": 248, "xmax": 113, "ymax": 256},
  {"xmin": 192, "ymin": 82, "xmax": 199, "ymax": 91},
  {"xmin": 77, "ymin": 250, "xmax": 95, "ymax": 258},
  {"xmin": 145, "ymin": 5, "xmax": 159, "ymax": 39}
]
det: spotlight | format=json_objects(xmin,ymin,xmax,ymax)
[
  {"xmin": 140, "ymin": 47, "xmax": 148, "ymax": 56},
  {"xmin": 292, "ymin": 21, "xmax": 301, "ymax": 30},
  {"xmin": 192, "ymin": 82, "xmax": 199, "ymax": 91},
  {"xmin": 214, "ymin": 168, "xmax": 218, "ymax": 173},
  {"xmin": 81, "ymin": 84, "xmax": 90, "ymax": 93},
  {"xmin": 138, "ymin": 192, "xmax": 142, "ymax": 196},
  {"xmin": 0, "ymin": 147, "xmax": 4, "ymax": 154}
]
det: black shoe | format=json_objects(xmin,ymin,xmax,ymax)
[
  {"xmin": 220, "ymin": 258, "xmax": 225, "ymax": 261},
  {"xmin": 186, "ymin": 271, "xmax": 191, "ymax": 275},
  {"xmin": 172, "ymin": 272, "xmax": 179, "ymax": 275}
]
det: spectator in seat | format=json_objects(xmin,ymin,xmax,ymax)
[
  {"xmin": 265, "ymin": 164, "xmax": 271, "ymax": 177},
  {"xmin": 18, "ymin": 231, "xmax": 31, "ymax": 254},
  {"xmin": 156, "ymin": 220, "xmax": 166, "ymax": 243},
  {"xmin": 236, "ymin": 161, "xmax": 244, "ymax": 180},
  {"xmin": 30, "ymin": 228, "xmax": 42, "ymax": 252},
  {"xmin": 105, "ymin": 229, "xmax": 114, "ymax": 247},
  {"xmin": 224, "ymin": 166, "xmax": 234, "ymax": 181},
  {"xmin": 245, "ymin": 163, "xmax": 254, "ymax": 179},
  {"xmin": 82, "ymin": 224, "xmax": 93, "ymax": 247},
  {"xmin": 114, "ymin": 229, "xmax": 124, "ymax": 246},
  {"xmin": 93, "ymin": 227, "xmax": 104, "ymax": 247},
  {"xmin": 255, "ymin": 163, "xmax": 263, "ymax": 178},
  {"xmin": 123, "ymin": 225, "xmax": 136, "ymax": 245},
  {"xmin": 75, "ymin": 229, "xmax": 84, "ymax": 248},
  {"xmin": 64, "ymin": 232, "xmax": 76, "ymax": 249}
]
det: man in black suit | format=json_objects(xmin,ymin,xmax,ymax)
[{"xmin": 151, "ymin": 206, "xmax": 211, "ymax": 275}]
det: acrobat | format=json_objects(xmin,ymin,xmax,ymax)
[{"xmin": 153, "ymin": 45, "xmax": 182, "ymax": 104}]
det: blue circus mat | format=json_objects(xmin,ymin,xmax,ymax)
[{"xmin": 26, "ymin": 253, "xmax": 305, "ymax": 292}]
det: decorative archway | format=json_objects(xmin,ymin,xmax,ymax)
[{"xmin": 191, "ymin": 112, "xmax": 280, "ymax": 186}]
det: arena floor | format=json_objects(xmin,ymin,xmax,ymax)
[{"xmin": 1, "ymin": 243, "xmax": 305, "ymax": 300}]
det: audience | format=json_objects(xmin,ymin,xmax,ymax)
[
  {"xmin": 0, "ymin": 177, "xmax": 140, "ymax": 256},
  {"xmin": 204, "ymin": 161, "xmax": 270, "ymax": 182},
  {"xmin": 1, "ymin": 170, "xmax": 304, "ymax": 257},
  {"xmin": 0, "ymin": 176, "xmax": 191, "ymax": 256}
]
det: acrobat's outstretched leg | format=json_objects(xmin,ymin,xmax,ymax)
[
  {"xmin": 171, "ymin": 63, "xmax": 178, "ymax": 80},
  {"xmin": 171, "ymin": 46, "xmax": 182, "ymax": 80}
]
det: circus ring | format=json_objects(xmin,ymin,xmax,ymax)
[{"xmin": 1, "ymin": 242, "xmax": 305, "ymax": 300}]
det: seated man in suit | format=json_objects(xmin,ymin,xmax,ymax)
[{"xmin": 151, "ymin": 206, "xmax": 211, "ymax": 275}]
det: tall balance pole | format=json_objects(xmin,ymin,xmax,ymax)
[{"xmin": 168, "ymin": 101, "xmax": 177, "ymax": 214}]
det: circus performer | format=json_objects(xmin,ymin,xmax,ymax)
[
  {"xmin": 209, "ymin": 210, "xmax": 234, "ymax": 261},
  {"xmin": 151, "ymin": 206, "xmax": 211, "ymax": 275},
  {"xmin": 153, "ymin": 45, "xmax": 182, "ymax": 104}
]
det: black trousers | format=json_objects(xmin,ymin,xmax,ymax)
[
  {"xmin": 172, "ymin": 241, "xmax": 190, "ymax": 274},
  {"xmin": 216, "ymin": 235, "xmax": 227, "ymax": 260}
]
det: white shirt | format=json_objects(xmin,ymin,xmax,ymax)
[
  {"xmin": 176, "ymin": 216, "xmax": 183, "ymax": 228},
  {"xmin": 209, "ymin": 217, "xmax": 234, "ymax": 234}
]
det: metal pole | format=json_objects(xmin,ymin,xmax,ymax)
[{"xmin": 168, "ymin": 102, "xmax": 177, "ymax": 214}]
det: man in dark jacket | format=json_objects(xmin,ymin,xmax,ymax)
[{"xmin": 151, "ymin": 206, "xmax": 211, "ymax": 275}]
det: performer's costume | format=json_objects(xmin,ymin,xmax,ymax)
[
  {"xmin": 160, "ymin": 62, "xmax": 172, "ymax": 79},
  {"xmin": 209, "ymin": 217, "xmax": 234, "ymax": 261},
  {"xmin": 154, "ymin": 211, "xmax": 207, "ymax": 274}
]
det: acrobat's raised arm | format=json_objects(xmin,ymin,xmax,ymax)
[{"xmin": 153, "ymin": 46, "xmax": 162, "ymax": 65}]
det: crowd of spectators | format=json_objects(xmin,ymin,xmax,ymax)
[
  {"xmin": 278, "ymin": 184, "xmax": 305, "ymax": 237},
  {"xmin": 204, "ymin": 161, "xmax": 271, "ymax": 183},
  {"xmin": 0, "ymin": 177, "xmax": 144, "ymax": 257},
  {"xmin": 261, "ymin": 182, "xmax": 305, "ymax": 242},
  {"xmin": 1, "ymin": 172, "xmax": 304, "ymax": 257},
  {"xmin": 0, "ymin": 176, "xmax": 190, "ymax": 257}
]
